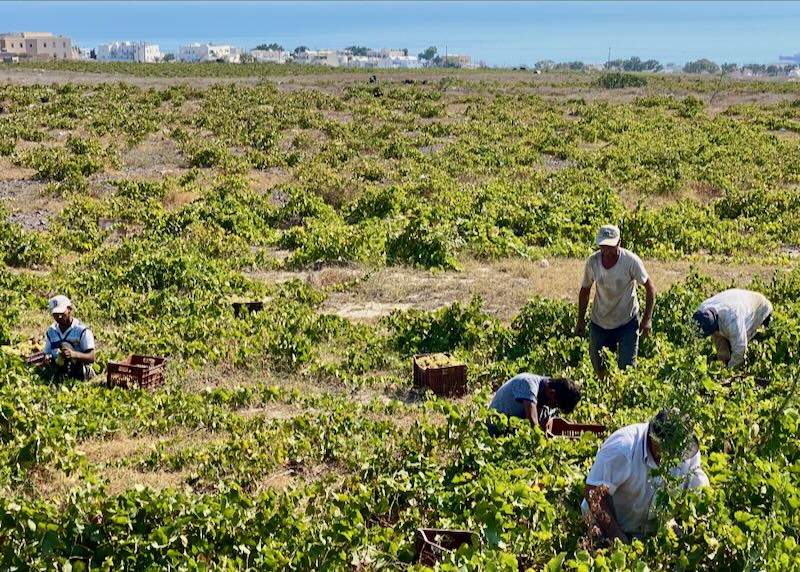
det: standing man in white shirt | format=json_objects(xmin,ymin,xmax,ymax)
[
  {"xmin": 576, "ymin": 224, "xmax": 655, "ymax": 379},
  {"xmin": 43, "ymin": 295, "xmax": 96, "ymax": 380},
  {"xmin": 582, "ymin": 409, "xmax": 709, "ymax": 543},
  {"xmin": 692, "ymin": 288, "xmax": 773, "ymax": 369}
]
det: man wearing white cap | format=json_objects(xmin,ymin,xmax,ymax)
[
  {"xmin": 43, "ymin": 295, "xmax": 96, "ymax": 380},
  {"xmin": 576, "ymin": 224, "xmax": 655, "ymax": 379}
]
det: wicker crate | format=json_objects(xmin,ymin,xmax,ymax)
[
  {"xmin": 414, "ymin": 528, "xmax": 477, "ymax": 565},
  {"xmin": 107, "ymin": 355, "xmax": 166, "ymax": 390},
  {"xmin": 413, "ymin": 353, "xmax": 467, "ymax": 397},
  {"xmin": 547, "ymin": 418, "xmax": 606, "ymax": 439},
  {"xmin": 24, "ymin": 351, "xmax": 47, "ymax": 367}
]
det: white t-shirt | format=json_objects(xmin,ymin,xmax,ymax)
[
  {"xmin": 697, "ymin": 289, "xmax": 773, "ymax": 369},
  {"xmin": 581, "ymin": 423, "xmax": 709, "ymax": 534},
  {"xmin": 581, "ymin": 248, "xmax": 649, "ymax": 330}
]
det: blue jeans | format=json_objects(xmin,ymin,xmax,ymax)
[{"xmin": 589, "ymin": 318, "xmax": 639, "ymax": 374}]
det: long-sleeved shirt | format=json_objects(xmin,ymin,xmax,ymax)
[{"xmin": 696, "ymin": 289, "xmax": 773, "ymax": 369}]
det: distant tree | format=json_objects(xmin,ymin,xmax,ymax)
[
  {"xmin": 767, "ymin": 64, "xmax": 781, "ymax": 76},
  {"xmin": 622, "ymin": 56, "xmax": 642, "ymax": 71},
  {"xmin": 418, "ymin": 46, "xmax": 437, "ymax": 66},
  {"xmin": 255, "ymin": 43, "xmax": 284, "ymax": 51},
  {"xmin": 163, "ymin": 53, "xmax": 176, "ymax": 62},
  {"xmin": 683, "ymin": 58, "xmax": 720, "ymax": 74},
  {"xmin": 606, "ymin": 57, "xmax": 662, "ymax": 72},
  {"xmin": 89, "ymin": 49, "xmax": 96, "ymax": 60},
  {"xmin": 345, "ymin": 46, "xmax": 370, "ymax": 56},
  {"xmin": 402, "ymin": 48, "xmax": 408, "ymax": 57},
  {"xmin": 534, "ymin": 60, "xmax": 555, "ymax": 71},
  {"xmin": 742, "ymin": 63, "xmax": 766, "ymax": 75},
  {"xmin": 721, "ymin": 62, "xmax": 738, "ymax": 74},
  {"xmin": 553, "ymin": 61, "xmax": 586, "ymax": 71},
  {"xmin": 240, "ymin": 53, "xmax": 256, "ymax": 64},
  {"xmin": 642, "ymin": 59, "xmax": 662, "ymax": 72},
  {"xmin": 293, "ymin": 45, "xmax": 309, "ymax": 55}
]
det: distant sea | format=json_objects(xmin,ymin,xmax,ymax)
[{"xmin": 4, "ymin": 1, "xmax": 800, "ymax": 67}]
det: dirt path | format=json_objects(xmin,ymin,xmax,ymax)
[{"xmin": 247, "ymin": 258, "xmax": 792, "ymax": 324}]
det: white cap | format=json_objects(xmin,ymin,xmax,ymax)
[
  {"xmin": 595, "ymin": 224, "xmax": 621, "ymax": 247},
  {"xmin": 48, "ymin": 295, "xmax": 72, "ymax": 314}
]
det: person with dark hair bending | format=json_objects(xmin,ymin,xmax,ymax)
[
  {"xmin": 487, "ymin": 373, "xmax": 582, "ymax": 437},
  {"xmin": 692, "ymin": 289, "xmax": 773, "ymax": 369}
]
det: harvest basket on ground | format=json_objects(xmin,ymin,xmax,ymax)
[
  {"xmin": 24, "ymin": 351, "xmax": 47, "ymax": 367},
  {"xmin": 413, "ymin": 353, "xmax": 468, "ymax": 397},
  {"xmin": 107, "ymin": 354, "xmax": 167, "ymax": 389},
  {"xmin": 414, "ymin": 528, "xmax": 478, "ymax": 565},
  {"xmin": 546, "ymin": 418, "xmax": 606, "ymax": 439}
]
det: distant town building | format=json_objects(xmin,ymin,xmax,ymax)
[
  {"xmin": 294, "ymin": 49, "xmax": 339, "ymax": 67},
  {"xmin": 292, "ymin": 47, "xmax": 422, "ymax": 69},
  {"xmin": 441, "ymin": 54, "xmax": 472, "ymax": 68},
  {"xmin": 0, "ymin": 32, "xmax": 75, "ymax": 60},
  {"xmin": 96, "ymin": 41, "xmax": 161, "ymax": 63},
  {"xmin": 338, "ymin": 48, "xmax": 421, "ymax": 69},
  {"xmin": 250, "ymin": 48, "xmax": 290, "ymax": 64},
  {"xmin": 178, "ymin": 43, "xmax": 241, "ymax": 63}
]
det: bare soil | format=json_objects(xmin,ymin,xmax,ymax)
[{"xmin": 252, "ymin": 258, "xmax": 788, "ymax": 324}]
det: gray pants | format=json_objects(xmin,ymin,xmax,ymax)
[{"xmin": 589, "ymin": 318, "xmax": 639, "ymax": 373}]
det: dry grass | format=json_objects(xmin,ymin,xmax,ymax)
[
  {"xmin": 619, "ymin": 180, "xmax": 725, "ymax": 210},
  {"xmin": 120, "ymin": 133, "xmax": 185, "ymax": 173},
  {"xmin": 250, "ymin": 167, "xmax": 291, "ymax": 194},
  {"xmin": 103, "ymin": 467, "xmax": 191, "ymax": 496},
  {"xmin": 78, "ymin": 430, "xmax": 228, "ymax": 466},
  {"xmin": 0, "ymin": 156, "xmax": 36, "ymax": 181},
  {"xmin": 162, "ymin": 189, "xmax": 199, "ymax": 210},
  {"xmin": 312, "ymin": 257, "xmax": 789, "ymax": 324}
]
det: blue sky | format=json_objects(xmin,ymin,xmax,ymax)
[{"xmin": 4, "ymin": 1, "xmax": 800, "ymax": 66}]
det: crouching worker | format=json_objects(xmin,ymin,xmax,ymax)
[
  {"xmin": 43, "ymin": 295, "xmax": 96, "ymax": 380},
  {"xmin": 581, "ymin": 408, "xmax": 709, "ymax": 544},
  {"xmin": 693, "ymin": 289, "xmax": 773, "ymax": 369},
  {"xmin": 487, "ymin": 373, "xmax": 581, "ymax": 437}
]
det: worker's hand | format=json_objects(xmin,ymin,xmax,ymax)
[
  {"xmin": 638, "ymin": 319, "xmax": 652, "ymax": 339},
  {"xmin": 575, "ymin": 318, "xmax": 586, "ymax": 337},
  {"xmin": 61, "ymin": 346, "xmax": 74, "ymax": 360},
  {"xmin": 615, "ymin": 531, "xmax": 631, "ymax": 545}
]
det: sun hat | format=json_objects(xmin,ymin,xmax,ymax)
[
  {"xmin": 595, "ymin": 224, "xmax": 621, "ymax": 247},
  {"xmin": 648, "ymin": 408, "xmax": 700, "ymax": 461},
  {"xmin": 48, "ymin": 295, "xmax": 72, "ymax": 314}
]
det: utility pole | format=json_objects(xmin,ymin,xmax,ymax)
[{"xmin": 607, "ymin": 47, "xmax": 611, "ymax": 70}]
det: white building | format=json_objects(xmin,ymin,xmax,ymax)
[
  {"xmin": 294, "ymin": 50, "xmax": 339, "ymax": 67},
  {"xmin": 333, "ymin": 48, "xmax": 422, "ymax": 69},
  {"xmin": 178, "ymin": 43, "xmax": 241, "ymax": 63},
  {"xmin": 250, "ymin": 49, "xmax": 290, "ymax": 64},
  {"xmin": 96, "ymin": 41, "xmax": 161, "ymax": 63}
]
